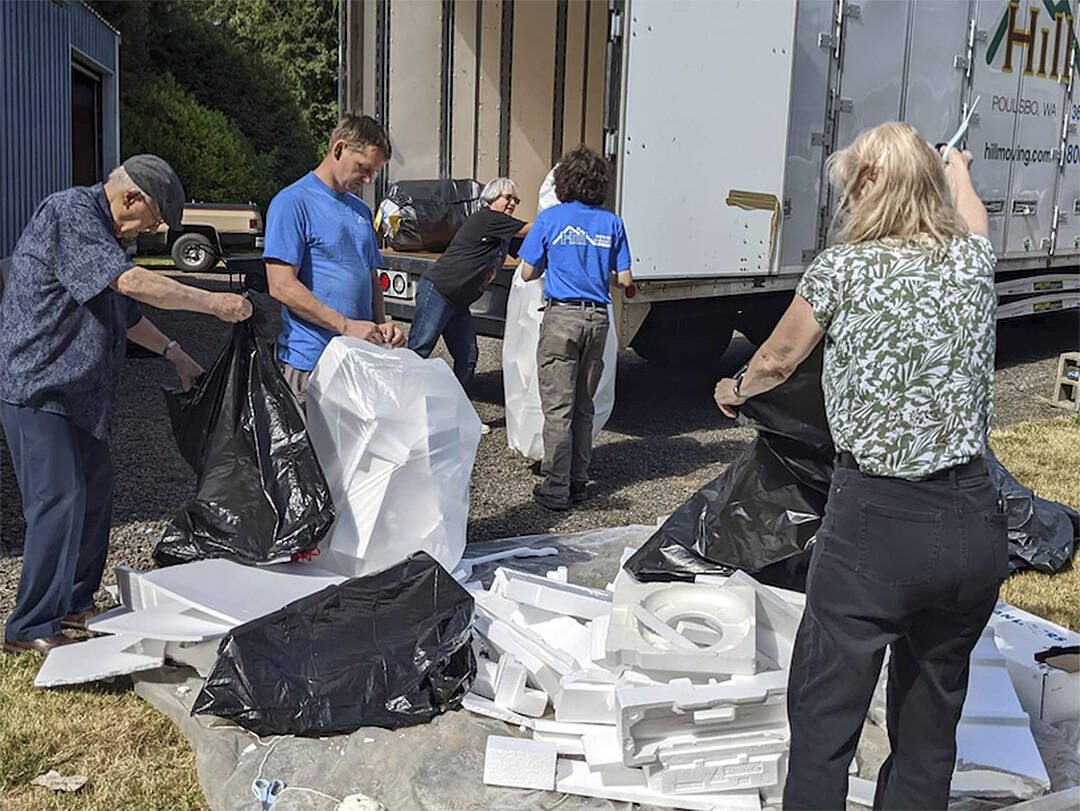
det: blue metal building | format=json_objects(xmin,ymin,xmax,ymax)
[{"xmin": 0, "ymin": 0, "xmax": 120, "ymax": 257}]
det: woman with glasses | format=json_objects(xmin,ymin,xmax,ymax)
[{"xmin": 407, "ymin": 178, "xmax": 531, "ymax": 391}]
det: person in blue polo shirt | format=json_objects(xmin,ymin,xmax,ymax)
[
  {"xmin": 518, "ymin": 146, "xmax": 633, "ymax": 510},
  {"xmin": 265, "ymin": 114, "xmax": 404, "ymax": 406}
]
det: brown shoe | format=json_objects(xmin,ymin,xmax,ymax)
[
  {"xmin": 3, "ymin": 634, "xmax": 81, "ymax": 655},
  {"xmin": 61, "ymin": 607, "xmax": 107, "ymax": 632}
]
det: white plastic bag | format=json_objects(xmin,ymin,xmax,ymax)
[
  {"xmin": 502, "ymin": 268, "xmax": 618, "ymax": 461},
  {"xmin": 305, "ymin": 338, "xmax": 483, "ymax": 576}
]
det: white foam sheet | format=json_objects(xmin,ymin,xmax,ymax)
[
  {"xmin": 952, "ymin": 628, "xmax": 1050, "ymax": 800},
  {"xmin": 483, "ymin": 736, "xmax": 557, "ymax": 791},
  {"xmin": 554, "ymin": 759, "xmax": 762, "ymax": 811},
  {"xmin": 88, "ymin": 602, "xmax": 231, "ymax": 642},
  {"xmin": 502, "ymin": 264, "xmax": 617, "ymax": 462},
  {"xmin": 34, "ymin": 635, "xmax": 166, "ymax": 687},
  {"xmin": 137, "ymin": 559, "xmax": 346, "ymax": 625},
  {"xmin": 163, "ymin": 640, "xmax": 221, "ymax": 677},
  {"xmin": 306, "ymin": 338, "xmax": 482, "ymax": 577}
]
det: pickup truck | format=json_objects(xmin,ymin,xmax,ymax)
[{"xmin": 137, "ymin": 202, "xmax": 265, "ymax": 272}]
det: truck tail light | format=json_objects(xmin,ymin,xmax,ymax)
[
  {"xmin": 250, "ymin": 218, "xmax": 260, "ymax": 230},
  {"xmin": 379, "ymin": 272, "xmax": 390, "ymax": 292},
  {"xmin": 625, "ymin": 284, "xmax": 636, "ymax": 299}
]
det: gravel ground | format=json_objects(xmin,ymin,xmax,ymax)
[{"xmin": 0, "ymin": 270, "xmax": 1077, "ymax": 619}]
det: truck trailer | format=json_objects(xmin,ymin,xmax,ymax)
[{"xmin": 339, "ymin": 0, "xmax": 1079, "ymax": 367}]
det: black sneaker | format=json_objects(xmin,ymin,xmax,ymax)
[
  {"xmin": 532, "ymin": 484, "xmax": 569, "ymax": 511},
  {"xmin": 570, "ymin": 482, "xmax": 588, "ymax": 503}
]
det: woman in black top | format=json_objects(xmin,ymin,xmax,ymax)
[{"xmin": 407, "ymin": 178, "xmax": 530, "ymax": 390}]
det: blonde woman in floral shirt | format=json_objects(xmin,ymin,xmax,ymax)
[{"xmin": 714, "ymin": 121, "xmax": 1001, "ymax": 810}]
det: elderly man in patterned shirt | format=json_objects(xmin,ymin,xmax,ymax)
[
  {"xmin": 0, "ymin": 155, "xmax": 252, "ymax": 656},
  {"xmin": 715, "ymin": 123, "xmax": 1002, "ymax": 810}
]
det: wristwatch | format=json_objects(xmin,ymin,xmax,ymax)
[{"xmin": 162, "ymin": 339, "xmax": 180, "ymax": 358}]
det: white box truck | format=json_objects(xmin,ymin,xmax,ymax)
[{"xmin": 340, "ymin": 0, "xmax": 1079, "ymax": 368}]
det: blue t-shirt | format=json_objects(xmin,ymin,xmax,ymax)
[
  {"xmin": 517, "ymin": 201, "xmax": 631, "ymax": 304},
  {"xmin": 0, "ymin": 184, "xmax": 142, "ymax": 440},
  {"xmin": 264, "ymin": 172, "xmax": 382, "ymax": 371}
]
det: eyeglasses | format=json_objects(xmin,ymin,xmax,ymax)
[{"xmin": 500, "ymin": 193, "xmax": 521, "ymax": 205}]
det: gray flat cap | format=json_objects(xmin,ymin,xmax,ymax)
[{"xmin": 122, "ymin": 154, "xmax": 185, "ymax": 230}]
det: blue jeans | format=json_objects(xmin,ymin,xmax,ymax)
[
  {"xmin": 2, "ymin": 403, "xmax": 113, "ymax": 640},
  {"xmin": 407, "ymin": 278, "xmax": 478, "ymax": 390}
]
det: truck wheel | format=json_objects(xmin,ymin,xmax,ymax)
[
  {"xmin": 631, "ymin": 316, "xmax": 733, "ymax": 372},
  {"xmin": 171, "ymin": 233, "xmax": 217, "ymax": 272}
]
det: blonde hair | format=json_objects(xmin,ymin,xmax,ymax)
[{"xmin": 828, "ymin": 121, "xmax": 967, "ymax": 245}]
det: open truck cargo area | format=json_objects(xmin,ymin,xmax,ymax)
[{"xmin": 341, "ymin": 0, "xmax": 1079, "ymax": 365}]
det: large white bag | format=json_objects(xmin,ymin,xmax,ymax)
[
  {"xmin": 305, "ymin": 338, "xmax": 483, "ymax": 576},
  {"xmin": 502, "ymin": 268, "xmax": 618, "ymax": 461}
]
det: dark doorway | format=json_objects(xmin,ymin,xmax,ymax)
[{"xmin": 71, "ymin": 63, "xmax": 102, "ymax": 186}]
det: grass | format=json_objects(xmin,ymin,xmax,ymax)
[{"xmin": 0, "ymin": 416, "xmax": 1076, "ymax": 808}]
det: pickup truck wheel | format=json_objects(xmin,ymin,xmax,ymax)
[
  {"xmin": 171, "ymin": 233, "xmax": 217, "ymax": 272},
  {"xmin": 631, "ymin": 316, "xmax": 733, "ymax": 372}
]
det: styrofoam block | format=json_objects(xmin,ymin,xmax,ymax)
[
  {"xmin": 605, "ymin": 577, "xmax": 756, "ymax": 678},
  {"xmin": 563, "ymin": 667, "xmax": 618, "ymax": 685},
  {"xmin": 461, "ymin": 693, "xmax": 534, "ymax": 729},
  {"xmin": 307, "ymin": 338, "xmax": 482, "ymax": 577},
  {"xmin": 848, "ymin": 776, "xmax": 876, "ymax": 807},
  {"xmin": 616, "ymin": 670, "xmax": 789, "ymax": 767},
  {"xmin": 494, "ymin": 654, "xmax": 548, "ymax": 717},
  {"xmin": 532, "ymin": 730, "xmax": 586, "ymax": 757},
  {"xmin": 483, "ymin": 736, "xmax": 557, "ymax": 791},
  {"xmin": 711, "ymin": 570, "xmax": 803, "ymax": 670},
  {"xmin": 533, "ymin": 718, "xmax": 616, "ymax": 737},
  {"xmin": 512, "ymin": 609, "xmax": 593, "ymax": 668},
  {"xmin": 589, "ymin": 615, "xmax": 611, "ymax": 665},
  {"xmin": 473, "ymin": 603, "xmax": 575, "ymax": 696},
  {"xmin": 952, "ymin": 628, "xmax": 1050, "ymax": 801},
  {"xmin": 494, "ymin": 567, "xmax": 612, "ymax": 620},
  {"xmin": 473, "ymin": 658, "xmax": 499, "ymax": 700},
  {"xmin": 555, "ymin": 680, "xmax": 616, "ymax": 725},
  {"xmin": 648, "ymin": 743, "xmax": 787, "ymax": 796},
  {"xmin": 582, "ymin": 729, "xmax": 624, "ymax": 771},
  {"xmin": 546, "ymin": 567, "xmax": 569, "ymax": 582},
  {"xmin": 35, "ymin": 635, "xmax": 166, "ymax": 687},
  {"xmin": 88, "ymin": 602, "xmax": 232, "ymax": 642},
  {"xmin": 554, "ymin": 758, "xmax": 762, "ymax": 811},
  {"xmin": 163, "ymin": 640, "xmax": 220, "ymax": 677}
]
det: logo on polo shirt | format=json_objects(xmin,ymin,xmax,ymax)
[{"xmin": 552, "ymin": 225, "xmax": 612, "ymax": 249}]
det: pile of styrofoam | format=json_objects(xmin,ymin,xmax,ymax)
[{"xmin": 466, "ymin": 553, "xmax": 1054, "ymax": 808}]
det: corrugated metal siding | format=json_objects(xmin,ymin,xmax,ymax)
[{"xmin": 0, "ymin": 1, "xmax": 118, "ymax": 257}]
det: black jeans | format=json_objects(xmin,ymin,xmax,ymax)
[{"xmin": 783, "ymin": 460, "xmax": 1009, "ymax": 810}]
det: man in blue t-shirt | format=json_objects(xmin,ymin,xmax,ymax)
[
  {"xmin": 264, "ymin": 114, "xmax": 404, "ymax": 405},
  {"xmin": 518, "ymin": 146, "xmax": 633, "ymax": 510}
]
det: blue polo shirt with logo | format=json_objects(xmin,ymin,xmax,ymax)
[
  {"xmin": 264, "ymin": 172, "xmax": 383, "ymax": 371},
  {"xmin": 517, "ymin": 200, "xmax": 632, "ymax": 304}
]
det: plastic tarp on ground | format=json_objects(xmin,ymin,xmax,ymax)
[
  {"xmin": 305, "ymin": 338, "xmax": 483, "ymax": 577},
  {"xmin": 192, "ymin": 553, "xmax": 475, "ymax": 736},
  {"xmin": 375, "ymin": 179, "xmax": 482, "ymax": 252},
  {"xmin": 156, "ymin": 305, "xmax": 333, "ymax": 566}
]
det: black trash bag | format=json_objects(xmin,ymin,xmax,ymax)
[
  {"xmin": 379, "ymin": 179, "xmax": 482, "ymax": 252},
  {"xmin": 155, "ymin": 303, "xmax": 333, "ymax": 566},
  {"xmin": 625, "ymin": 349, "xmax": 831, "ymax": 589},
  {"xmin": 192, "ymin": 552, "xmax": 476, "ymax": 736},
  {"xmin": 986, "ymin": 447, "xmax": 1079, "ymax": 574}
]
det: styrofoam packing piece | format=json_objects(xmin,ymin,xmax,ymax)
[
  {"xmin": 531, "ymin": 730, "xmax": 586, "ymax": 757},
  {"xmin": 34, "ymin": 635, "xmax": 166, "ymax": 687},
  {"xmin": 646, "ymin": 730, "xmax": 789, "ymax": 796},
  {"xmin": 555, "ymin": 680, "xmax": 617, "ymax": 725},
  {"xmin": 473, "ymin": 603, "xmax": 575, "ymax": 696},
  {"xmin": 137, "ymin": 559, "xmax": 346, "ymax": 625},
  {"xmin": 554, "ymin": 758, "xmax": 762, "ymax": 811},
  {"xmin": 163, "ymin": 640, "xmax": 221, "ymax": 677},
  {"xmin": 707, "ymin": 570, "xmax": 803, "ymax": 670},
  {"xmin": 472, "ymin": 658, "xmax": 499, "ymax": 700},
  {"xmin": 605, "ymin": 577, "xmax": 757, "ymax": 678},
  {"xmin": 493, "ymin": 654, "xmax": 548, "ymax": 717},
  {"xmin": 952, "ymin": 628, "xmax": 1050, "ymax": 801},
  {"xmin": 581, "ymin": 728, "xmax": 625, "ymax": 771},
  {"xmin": 452, "ymin": 546, "xmax": 560, "ymax": 583},
  {"xmin": 616, "ymin": 670, "xmax": 790, "ymax": 767},
  {"xmin": 562, "ymin": 667, "xmax": 619, "ymax": 685},
  {"xmin": 532, "ymin": 718, "xmax": 616, "ymax": 737},
  {"xmin": 493, "ymin": 566, "xmax": 612, "ymax": 620},
  {"xmin": 461, "ymin": 693, "xmax": 534, "ymax": 729},
  {"xmin": 987, "ymin": 601, "xmax": 1080, "ymax": 724},
  {"xmin": 88, "ymin": 602, "xmax": 232, "ymax": 642},
  {"xmin": 589, "ymin": 615, "xmax": 611, "ymax": 666},
  {"xmin": 483, "ymin": 736, "xmax": 557, "ymax": 791},
  {"xmin": 511, "ymin": 607, "xmax": 593, "ymax": 669},
  {"xmin": 847, "ymin": 776, "xmax": 877, "ymax": 807},
  {"xmin": 546, "ymin": 566, "xmax": 568, "ymax": 582}
]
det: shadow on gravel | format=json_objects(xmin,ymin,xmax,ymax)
[{"xmin": 995, "ymin": 311, "xmax": 1078, "ymax": 370}]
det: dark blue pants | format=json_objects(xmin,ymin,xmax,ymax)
[
  {"xmin": 1, "ymin": 403, "xmax": 112, "ymax": 641},
  {"xmin": 407, "ymin": 278, "xmax": 478, "ymax": 390},
  {"xmin": 783, "ymin": 461, "xmax": 1007, "ymax": 810}
]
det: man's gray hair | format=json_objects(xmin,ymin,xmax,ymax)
[
  {"xmin": 107, "ymin": 166, "xmax": 146, "ymax": 195},
  {"xmin": 480, "ymin": 177, "xmax": 518, "ymax": 206}
]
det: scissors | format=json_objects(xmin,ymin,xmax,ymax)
[{"xmin": 252, "ymin": 778, "xmax": 285, "ymax": 810}]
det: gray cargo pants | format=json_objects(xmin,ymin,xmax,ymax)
[{"xmin": 536, "ymin": 302, "xmax": 609, "ymax": 501}]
